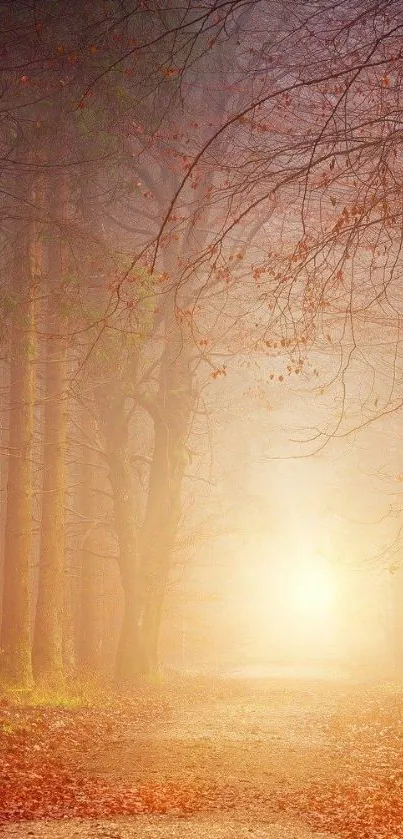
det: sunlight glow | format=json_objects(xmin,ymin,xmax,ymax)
[{"xmin": 291, "ymin": 564, "xmax": 336, "ymax": 616}]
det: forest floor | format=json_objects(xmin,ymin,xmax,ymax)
[{"xmin": 1, "ymin": 672, "xmax": 403, "ymax": 838}]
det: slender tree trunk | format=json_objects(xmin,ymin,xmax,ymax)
[
  {"xmin": 115, "ymin": 561, "xmax": 145, "ymax": 681},
  {"xmin": 62, "ymin": 566, "xmax": 76, "ymax": 675},
  {"xmin": 78, "ymin": 410, "xmax": 102, "ymax": 672},
  {"xmin": 0, "ymin": 360, "xmax": 10, "ymax": 636},
  {"xmin": 96, "ymin": 383, "xmax": 145, "ymax": 681},
  {"xmin": 32, "ymin": 326, "xmax": 67, "ymax": 683},
  {"xmin": 141, "ymin": 557, "xmax": 170, "ymax": 673},
  {"xmin": 140, "ymin": 329, "xmax": 195, "ymax": 673},
  {"xmin": 32, "ymin": 175, "xmax": 68, "ymax": 684},
  {"xmin": 109, "ymin": 443, "xmax": 145, "ymax": 680},
  {"xmin": 1, "ymin": 205, "xmax": 36, "ymax": 687}
]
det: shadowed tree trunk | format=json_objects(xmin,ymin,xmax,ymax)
[
  {"xmin": 32, "ymin": 175, "xmax": 68, "ymax": 684},
  {"xmin": 100, "ymin": 391, "xmax": 145, "ymax": 682},
  {"xmin": 96, "ymin": 315, "xmax": 196, "ymax": 681},
  {"xmin": 78, "ymin": 408, "xmax": 103, "ymax": 672},
  {"xmin": 0, "ymin": 182, "xmax": 38, "ymax": 687},
  {"xmin": 62, "ymin": 564, "xmax": 76, "ymax": 676},
  {"xmin": 0, "ymin": 360, "xmax": 9, "ymax": 626},
  {"xmin": 140, "ymin": 326, "xmax": 195, "ymax": 673}
]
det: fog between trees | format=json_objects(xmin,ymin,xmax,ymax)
[{"xmin": 1, "ymin": 0, "xmax": 403, "ymax": 688}]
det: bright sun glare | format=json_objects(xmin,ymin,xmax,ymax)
[{"xmin": 292, "ymin": 565, "xmax": 336, "ymax": 616}]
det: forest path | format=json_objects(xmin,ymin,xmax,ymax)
[
  {"xmin": 2, "ymin": 813, "xmax": 336, "ymax": 838},
  {"xmin": 2, "ymin": 676, "xmax": 402, "ymax": 838},
  {"xmin": 84, "ymin": 676, "xmax": 349, "ymax": 788}
]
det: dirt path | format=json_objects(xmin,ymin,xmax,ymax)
[
  {"xmin": 89, "ymin": 678, "xmax": 345, "ymax": 837},
  {"xmin": 1, "ymin": 814, "xmax": 337, "ymax": 838},
  {"xmin": 2, "ymin": 676, "xmax": 401, "ymax": 838},
  {"xmin": 84, "ymin": 677, "xmax": 361, "ymax": 789},
  {"xmin": 1, "ymin": 814, "xmax": 338, "ymax": 838}
]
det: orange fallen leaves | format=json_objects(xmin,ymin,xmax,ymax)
[{"xmin": 2, "ymin": 690, "xmax": 403, "ymax": 837}]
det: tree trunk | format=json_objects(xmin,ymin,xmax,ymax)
[
  {"xmin": 32, "ymin": 176, "xmax": 68, "ymax": 685},
  {"xmin": 0, "ymin": 360, "xmax": 9, "ymax": 631},
  {"xmin": 62, "ymin": 568, "xmax": 76, "ymax": 675},
  {"xmin": 78, "ymin": 411, "xmax": 102, "ymax": 672},
  {"xmin": 96, "ymin": 385, "xmax": 145, "ymax": 682},
  {"xmin": 1, "ymin": 204, "xmax": 36, "ymax": 688},
  {"xmin": 32, "ymin": 328, "xmax": 67, "ymax": 683},
  {"xmin": 141, "ymin": 561, "xmax": 170, "ymax": 673},
  {"xmin": 109, "ymin": 447, "xmax": 145, "ymax": 681},
  {"xmin": 115, "ymin": 563, "xmax": 146, "ymax": 680},
  {"xmin": 140, "ymin": 328, "xmax": 195, "ymax": 673}
]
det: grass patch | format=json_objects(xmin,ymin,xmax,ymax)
[{"xmin": 0, "ymin": 675, "xmax": 103, "ymax": 708}]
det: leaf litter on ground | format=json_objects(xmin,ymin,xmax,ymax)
[{"xmin": 1, "ymin": 677, "xmax": 403, "ymax": 838}]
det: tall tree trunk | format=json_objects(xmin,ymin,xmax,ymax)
[
  {"xmin": 32, "ymin": 308, "xmax": 67, "ymax": 683},
  {"xmin": 140, "ymin": 328, "xmax": 195, "ymax": 673},
  {"xmin": 0, "ymin": 360, "xmax": 10, "ymax": 639},
  {"xmin": 1, "ymin": 197, "xmax": 37, "ymax": 688},
  {"xmin": 32, "ymin": 175, "xmax": 68, "ymax": 684},
  {"xmin": 62, "ymin": 565, "xmax": 76, "ymax": 676},
  {"xmin": 109, "ymin": 431, "xmax": 144, "ymax": 681},
  {"xmin": 96, "ymin": 384, "xmax": 144, "ymax": 682},
  {"xmin": 78, "ymin": 409, "xmax": 102, "ymax": 672}
]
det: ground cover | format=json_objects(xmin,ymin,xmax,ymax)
[{"xmin": 1, "ymin": 676, "xmax": 403, "ymax": 838}]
